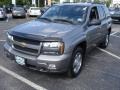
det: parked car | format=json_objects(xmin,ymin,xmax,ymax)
[
  {"xmin": 12, "ymin": 7, "xmax": 26, "ymax": 18},
  {"xmin": 28, "ymin": 7, "xmax": 41, "ymax": 16},
  {"xmin": 5, "ymin": 6, "xmax": 11, "ymax": 13},
  {"xmin": 0, "ymin": 8, "xmax": 7, "ymax": 19},
  {"xmin": 4, "ymin": 3, "xmax": 112, "ymax": 78},
  {"xmin": 109, "ymin": 7, "xmax": 120, "ymax": 21}
]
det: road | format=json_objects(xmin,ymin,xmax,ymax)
[{"xmin": 0, "ymin": 16, "xmax": 120, "ymax": 90}]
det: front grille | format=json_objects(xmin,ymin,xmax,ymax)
[
  {"xmin": 12, "ymin": 35, "xmax": 41, "ymax": 56},
  {"xmin": 14, "ymin": 44, "xmax": 39, "ymax": 54},
  {"xmin": 13, "ymin": 35, "xmax": 40, "ymax": 45}
]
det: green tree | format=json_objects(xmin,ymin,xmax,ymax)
[
  {"xmin": 81, "ymin": 0, "xmax": 87, "ymax": 2},
  {"xmin": 16, "ymin": 0, "xmax": 31, "ymax": 6},
  {"xmin": 0, "ymin": 0, "xmax": 11, "ymax": 6},
  {"xmin": 16, "ymin": 0, "xmax": 23, "ymax": 5},
  {"xmin": 94, "ymin": 0, "xmax": 100, "ymax": 3},
  {"xmin": 105, "ymin": 0, "xmax": 112, "ymax": 7}
]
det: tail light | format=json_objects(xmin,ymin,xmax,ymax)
[
  {"xmin": 1, "ymin": 12, "xmax": 3, "ymax": 14},
  {"xmin": 0, "ymin": 11, "xmax": 3, "ymax": 14}
]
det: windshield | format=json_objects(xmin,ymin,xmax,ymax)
[
  {"xmin": 39, "ymin": 5, "xmax": 88, "ymax": 24},
  {"xmin": 13, "ymin": 7, "xmax": 24, "ymax": 11}
]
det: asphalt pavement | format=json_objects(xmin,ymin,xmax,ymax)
[{"xmin": 0, "ymin": 15, "xmax": 120, "ymax": 90}]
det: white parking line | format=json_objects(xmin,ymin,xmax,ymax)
[
  {"xmin": 100, "ymin": 32, "xmax": 120, "ymax": 60},
  {"xmin": 110, "ymin": 32, "xmax": 118, "ymax": 35},
  {"xmin": 110, "ymin": 31, "xmax": 120, "ymax": 38},
  {"xmin": 97, "ymin": 47, "xmax": 120, "ymax": 60},
  {"xmin": 111, "ymin": 35, "xmax": 120, "ymax": 38},
  {"xmin": 0, "ymin": 65, "xmax": 47, "ymax": 90}
]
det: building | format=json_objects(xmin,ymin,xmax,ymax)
[
  {"xmin": 112, "ymin": 0, "xmax": 120, "ymax": 7},
  {"xmin": 12, "ymin": 0, "xmax": 51, "ymax": 6},
  {"xmin": 112, "ymin": 0, "xmax": 120, "ymax": 4}
]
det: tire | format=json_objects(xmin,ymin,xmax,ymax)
[
  {"xmin": 99, "ymin": 34, "xmax": 110, "ymax": 49},
  {"xmin": 23, "ymin": 15, "xmax": 26, "ymax": 18},
  {"xmin": 4, "ymin": 16, "xmax": 7, "ymax": 20},
  {"xmin": 12, "ymin": 15, "xmax": 15, "ymax": 18},
  {"xmin": 67, "ymin": 47, "xmax": 83, "ymax": 78}
]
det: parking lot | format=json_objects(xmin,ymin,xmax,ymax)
[{"xmin": 0, "ymin": 15, "xmax": 120, "ymax": 90}]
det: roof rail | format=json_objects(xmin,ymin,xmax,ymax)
[
  {"xmin": 82, "ymin": 1, "xmax": 105, "ymax": 5},
  {"xmin": 62, "ymin": 2, "xmax": 76, "ymax": 3}
]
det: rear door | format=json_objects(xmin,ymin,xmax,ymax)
[
  {"xmin": 86, "ymin": 6, "xmax": 101, "ymax": 46},
  {"xmin": 97, "ymin": 6, "xmax": 112, "ymax": 40},
  {"xmin": 97, "ymin": 6, "xmax": 107, "ymax": 41}
]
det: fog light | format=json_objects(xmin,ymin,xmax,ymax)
[{"xmin": 48, "ymin": 64, "xmax": 56, "ymax": 70}]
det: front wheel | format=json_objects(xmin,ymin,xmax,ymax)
[
  {"xmin": 68, "ymin": 47, "xmax": 83, "ymax": 78},
  {"xmin": 99, "ymin": 34, "xmax": 110, "ymax": 49}
]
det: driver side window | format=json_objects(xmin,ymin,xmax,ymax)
[{"xmin": 89, "ymin": 7, "xmax": 99, "ymax": 22}]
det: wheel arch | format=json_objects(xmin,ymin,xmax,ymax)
[
  {"xmin": 108, "ymin": 27, "xmax": 111, "ymax": 35},
  {"xmin": 73, "ymin": 41, "xmax": 87, "ymax": 56}
]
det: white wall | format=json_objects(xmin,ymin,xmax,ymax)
[
  {"xmin": 12, "ymin": 0, "xmax": 16, "ymax": 5},
  {"xmin": 113, "ymin": 0, "xmax": 120, "ymax": 4}
]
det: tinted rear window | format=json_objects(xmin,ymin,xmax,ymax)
[
  {"xmin": 13, "ymin": 7, "xmax": 24, "ymax": 11},
  {"xmin": 31, "ymin": 8, "xmax": 40, "ymax": 10},
  {"xmin": 97, "ymin": 6, "xmax": 106, "ymax": 20}
]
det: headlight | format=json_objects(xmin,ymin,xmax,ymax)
[
  {"xmin": 41, "ymin": 42, "xmax": 64, "ymax": 55},
  {"xmin": 7, "ymin": 33, "xmax": 13, "ymax": 41},
  {"xmin": 110, "ymin": 11, "xmax": 114, "ymax": 15}
]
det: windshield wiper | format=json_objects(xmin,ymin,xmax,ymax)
[
  {"xmin": 38, "ymin": 17, "xmax": 52, "ymax": 22},
  {"xmin": 53, "ymin": 19, "xmax": 74, "ymax": 24}
]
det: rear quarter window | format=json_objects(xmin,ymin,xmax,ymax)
[
  {"xmin": 97, "ymin": 6, "xmax": 106, "ymax": 20},
  {"xmin": 102, "ymin": 6, "xmax": 110, "ymax": 17}
]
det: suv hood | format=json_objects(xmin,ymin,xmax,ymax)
[{"xmin": 9, "ymin": 20, "xmax": 76, "ymax": 38}]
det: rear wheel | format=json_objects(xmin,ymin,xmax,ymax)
[
  {"xmin": 68, "ymin": 47, "xmax": 83, "ymax": 78},
  {"xmin": 23, "ymin": 15, "xmax": 26, "ymax": 18},
  {"xmin": 99, "ymin": 34, "xmax": 110, "ymax": 49},
  {"xmin": 12, "ymin": 15, "xmax": 15, "ymax": 18}
]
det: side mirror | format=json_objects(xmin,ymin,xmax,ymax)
[{"xmin": 88, "ymin": 20, "xmax": 101, "ymax": 26}]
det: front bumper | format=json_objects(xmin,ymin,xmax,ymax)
[
  {"xmin": 111, "ymin": 14, "xmax": 120, "ymax": 20},
  {"xmin": 4, "ymin": 43, "xmax": 71, "ymax": 73},
  {"xmin": 12, "ymin": 13, "xmax": 26, "ymax": 17},
  {"xmin": 0, "ymin": 15, "xmax": 5, "ymax": 18}
]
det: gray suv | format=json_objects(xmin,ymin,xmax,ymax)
[{"xmin": 4, "ymin": 3, "xmax": 112, "ymax": 77}]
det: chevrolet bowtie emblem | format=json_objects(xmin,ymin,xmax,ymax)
[{"xmin": 20, "ymin": 42, "xmax": 27, "ymax": 47}]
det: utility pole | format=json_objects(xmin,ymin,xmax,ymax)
[
  {"xmin": 32, "ymin": 0, "xmax": 36, "ymax": 6},
  {"xmin": 44, "ymin": 0, "xmax": 46, "ymax": 6},
  {"xmin": 38, "ymin": 0, "xmax": 39, "ymax": 7}
]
